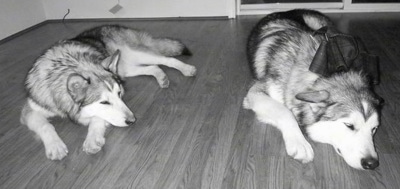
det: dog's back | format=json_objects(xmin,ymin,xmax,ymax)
[
  {"xmin": 247, "ymin": 9, "xmax": 333, "ymax": 80},
  {"xmin": 73, "ymin": 25, "xmax": 190, "ymax": 58}
]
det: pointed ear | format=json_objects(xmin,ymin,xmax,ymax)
[
  {"xmin": 67, "ymin": 74, "xmax": 89, "ymax": 103},
  {"xmin": 101, "ymin": 50, "xmax": 121, "ymax": 74},
  {"xmin": 295, "ymin": 90, "xmax": 330, "ymax": 103}
]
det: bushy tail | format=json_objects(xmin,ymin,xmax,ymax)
[
  {"xmin": 149, "ymin": 37, "xmax": 192, "ymax": 57},
  {"xmin": 299, "ymin": 9, "xmax": 334, "ymax": 31}
]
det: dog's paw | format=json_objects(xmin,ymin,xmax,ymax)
[
  {"xmin": 243, "ymin": 96, "xmax": 251, "ymax": 109},
  {"xmin": 157, "ymin": 76, "xmax": 170, "ymax": 88},
  {"xmin": 182, "ymin": 65, "xmax": 197, "ymax": 77},
  {"xmin": 284, "ymin": 136, "xmax": 314, "ymax": 163},
  {"xmin": 44, "ymin": 139, "xmax": 68, "ymax": 160},
  {"xmin": 83, "ymin": 136, "xmax": 105, "ymax": 154}
]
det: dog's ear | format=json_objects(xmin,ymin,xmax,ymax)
[
  {"xmin": 67, "ymin": 74, "xmax": 89, "ymax": 104},
  {"xmin": 101, "ymin": 50, "xmax": 121, "ymax": 74},
  {"xmin": 295, "ymin": 90, "xmax": 330, "ymax": 103},
  {"xmin": 296, "ymin": 90, "xmax": 331, "ymax": 114}
]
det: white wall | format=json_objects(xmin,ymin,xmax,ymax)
[
  {"xmin": 0, "ymin": 0, "xmax": 46, "ymax": 40},
  {"xmin": 42, "ymin": 0, "xmax": 233, "ymax": 19},
  {"xmin": 0, "ymin": 0, "xmax": 233, "ymax": 40}
]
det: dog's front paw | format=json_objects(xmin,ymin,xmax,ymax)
[
  {"xmin": 157, "ymin": 76, "xmax": 170, "ymax": 88},
  {"xmin": 243, "ymin": 96, "xmax": 251, "ymax": 109},
  {"xmin": 182, "ymin": 65, "xmax": 197, "ymax": 77},
  {"xmin": 44, "ymin": 139, "xmax": 68, "ymax": 160},
  {"xmin": 284, "ymin": 136, "xmax": 314, "ymax": 163},
  {"xmin": 83, "ymin": 135, "xmax": 105, "ymax": 154}
]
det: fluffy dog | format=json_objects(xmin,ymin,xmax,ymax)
[
  {"xmin": 243, "ymin": 10, "xmax": 382, "ymax": 170},
  {"xmin": 21, "ymin": 25, "xmax": 195, "ymax": 160}
]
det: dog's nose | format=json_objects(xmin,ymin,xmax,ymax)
[
  {"xmin": 125, "ymin": 120, "xmax": 135, "ymax": 125},
  {"xmin": 361, "ymin": 157, "xmax": 379, "ymax": 170},
  {"xmin": 125, "ymin": 117, "xmax": 136, "ymax": 125}
]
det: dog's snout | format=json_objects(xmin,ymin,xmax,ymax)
[
  {"xmin": 125, "ymin": 117, "xmax": 136, "ymax": 125},
  {"xmin": 361, "ymin": 157, "xmax": 379, "ymax": 170}
]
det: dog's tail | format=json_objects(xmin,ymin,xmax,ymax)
[
  {"xmin": 149, "ymin": 37, "xmax": 192, "ymax": 57},
  {"xmin": 298, "ymin": 9, "xmax": 334, "ymax": 31}
]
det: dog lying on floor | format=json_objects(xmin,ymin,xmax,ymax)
[
  {"xmin": 21, "ymin": 25, "xmax": 195, "ymax": 160},
  {"xmin": 243, "ymin": 9, "xmax": 382, "ymax": 170}
]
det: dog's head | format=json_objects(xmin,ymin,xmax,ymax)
[
  {"xmin": 296, "ymin": 71, "xmax": 382, "ymax": 170},
  {"xmin": 67, "ymin": 50, "xmax": 135, "ymax": 127}
]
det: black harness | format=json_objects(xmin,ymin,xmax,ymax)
[{"xmin": 309, "ymin": 27, "xmax": 380, "ymax": 85}]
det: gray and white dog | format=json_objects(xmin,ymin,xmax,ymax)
[
  {"xmin": 243, "ymin": 10, "xmax": 382, "ymax": 170},
  {"xmin": 21, "ymin": 25, "xmax": 196, "ymax": 160}
]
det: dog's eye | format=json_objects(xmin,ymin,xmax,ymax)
[
  {"xmin": 100, "ymin": 101, "xmax": 111, "ymax": 105},
  {"xmin": 372, "ymin": 127, "xmax": 378, "ymax": 134},
  {"xmin": 118, "ymin": 91, "xmax": 121, "ymax": 97},
  {"xmin": 344, "ymin": 123, "xmax": 354, "ymax": 130}
]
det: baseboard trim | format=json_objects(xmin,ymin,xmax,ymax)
[
  {"xmin": 47, "ymin": 16, "xmax": 229, "ymax": 23},
  {"xmin": 0, "ymin": 16, "xmax": 229, "ymax": 44},
  {"xmin": 0, "ymin": 21, "xmax": 50, "ymax": 45}
]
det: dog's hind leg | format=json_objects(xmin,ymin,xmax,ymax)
[
  {"xmin": 118, "ymin": 50, "xmax": 196, "ymax": 79},
  {"xmin": 20, "ymin": 100, "xmax": 68, "ymax": 160},
  {"xmin": 243, "ymin": 84, "xmax": 314, "ymax": 163},
  {"xmin": 83, "ymin": 117, "xmax": 108, "ymax": 154},
  {"xmin": 119, "ymin": 63, "xmax": 170, "ymax": 88},
  {"xmin": 153, "ymin": 56, "xmax": 197, "ymax": 77}
]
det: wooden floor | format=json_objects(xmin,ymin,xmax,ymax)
[{"xmin": 1, "ymin": 12, "xmax": 400, "ymax": 189}]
